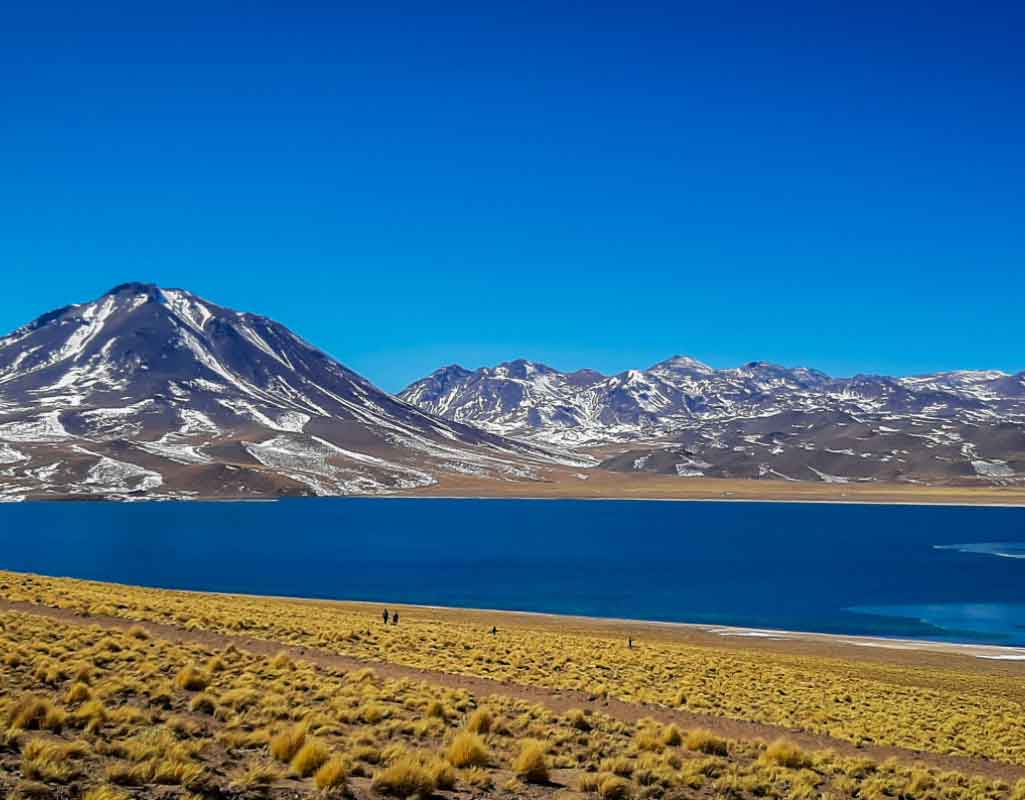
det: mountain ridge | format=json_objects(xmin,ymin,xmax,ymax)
[
  {"xmin": 0, "ymin": 284, "xmax": 586, "ymax": 501},
  {"xmin": 400, "ymin": 357, "xmax": 1025, "ymax": 485}
]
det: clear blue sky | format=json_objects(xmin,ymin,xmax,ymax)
[{"xmin": 3, "ymin": 1, "xmax": 1023, "ymax": 391}]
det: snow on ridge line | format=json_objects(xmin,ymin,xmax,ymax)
[
  {"xmin": 0, "ymin": 443, "xmax": 28, "ymax": 464},
  {"xmin": 244, "ymin": 435, "xmax": 436, "ymax": 495},
  {"xmin": 78, "ymin": 449, "xmax": 164, "ymax": 493},
  {"xmin": 215, "ymin": 398, "xmax": 310, "ymax": 432},
  {"xmin": 0, "ymin": 411, "xmax": 70, "ymax": 442},
  {"xmin": 309, "ymin": 435, "xmax": 434, "ymax": 482},
  {"xmin": 160, "ymin": 289, "xmax": 214, "ymax": 334},
  {"xmin": 236, "ymin": 321, "xmax": 293, "ymax": 369}
]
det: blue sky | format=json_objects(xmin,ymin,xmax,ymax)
[{"xmin": 2, "ymin": 1, "xmax": 1023, "ymax": 392}]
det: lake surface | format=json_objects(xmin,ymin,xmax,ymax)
[{"xmin": 1, "ymin": 499, "xmax": 1023, "ymax": 646}]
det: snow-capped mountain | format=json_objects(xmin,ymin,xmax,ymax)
[
  {"xmin": 401, "ymin": 358, "xmax": 1025, "ymax": 485},
  {"xmin": 0, "ymin": 284, "xmax": 586, "ymax": 501}
]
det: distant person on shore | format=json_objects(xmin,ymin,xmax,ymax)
[
  {"xmin": 382, "ymin": 608, "xmax": 389, "ymax": 625},
  {"xmin": 392, "ymin": 611, "xmax": 399, "ymax": 625},
  {"xmin": 628, "ymin": 637, "xmax": 633, "ymax": 649},
  {"xmin": 491, "ymin": 625, "xmax": 497, "ymax": 636}
]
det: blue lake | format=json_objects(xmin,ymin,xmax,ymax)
[{"xmin": 1, "ymin": 499, "xmax": 1023, "ymax": 646}]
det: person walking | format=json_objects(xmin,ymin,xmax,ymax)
[
  {"xmin": 491, "ymin": 625, "xmax": 497, "ymax": 636},
  {"xmin": 392, "ymin": 611, "xmax": 399, "ymax": 625},
  {"xmin": 382, "ymin": 608, "xmax": 389, "ymax": 625}
]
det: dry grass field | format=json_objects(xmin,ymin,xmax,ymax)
[
  {"xmin": 406, "ymin": 468, "xmax": 1025, "ymax": 506},
  {"xmin": 2, "ymin": 569, "xmax": 1025, "ymax": 800}
]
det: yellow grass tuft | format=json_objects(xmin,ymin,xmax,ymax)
[
  {"xmin": 83, "ymin": 787, "xmax": 132, "ymax": 800},
  {"xmin": 760, "ymin": 738, "xmax": 812, "ymax": 769},
  {"xmin": 461, "ymin": 766, "xmax": 494, "ymax": 790},
  {"xmin": 512, "ymin": 738, "xmax": 549, "ymax": 784},
  {"xmin": 230, "ymin": 760, "xmax": 285, "ymax": 789},
  {"xmin": 270, "ymin": 650, "xmax": 292, "ymax": 669},
  {"xmin": 188, "ymin": 693, "xmax": 216, "ymax": 714},
  {"xmin": 446, "ymin": 731, "xmax": 490, "ymax": 768},
  {"xmin": 600, "ymin": 756, "xmax": 633, "ymax": 777},
  {"xmin": 661, "ymin": 723, "xmax": 683, "ymax": 746},
  {"xmin": 567, "ymin": 708, "xmax": 592, "ymax": 731},
  {"xmin": 291, "ymin": 738, "xmax": 330, "ymax": 776},
  {"xmin": 598, "ymin": 773, "xmax": 633, "ymax": 800},
  {"xmin": 466, "ymin": 707, "xmax": 493, "ymax": 734},
  {"xmin": 686, "ymin": 728, "xmax": 728, "ymax": 756},
  {"xmin": 71, "ymin": 699, "xmax": 107, "ymax": 733},
  {"xmin": 174, "ymin": 665, "xmax": 208, "ymax": 692},
  {"xmin": 65, "ymin": 681, "xmax": 92, "ymax": 704},
  {"xmin": 315, "ymin": 755, "xmax": 349, "ymax": 790},
  {"xmin": 428, "ymin": 757, "xmax": 457, "ymax": 790},
  {"xmin": 270, "ymin": 722, "xmax": 308, "ymax": 762},
  {"xmin": 20, "ymin": 737, "xmax": 90, "ymax": 782},
  {"xmin": 371, "ymin": 754, "xmax": 436, "ymax": 798},
  {"xmin": 6, "ymin": 694, "xmax": 65, "ymax": 732}
]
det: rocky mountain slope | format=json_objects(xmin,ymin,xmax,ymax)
[
  {"xmin": 0, "ymin": 284, "xmax": 586, "ymax": 500},
  {"xmin": 401, "ymin": 358, "xmax": 1025, "ymax": 486}
]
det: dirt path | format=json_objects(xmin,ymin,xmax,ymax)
[{"xmin": 3, "ymin": 597, "xmax": 1023, "ymax": 782}]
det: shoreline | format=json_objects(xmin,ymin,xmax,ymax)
[
  {"xmin": 9, "ymin": 563, "xmax": 1025, "ymax": 658},
  {"xmin": 122, "ymin": 577, "xmax": 1025, "ymax": 658},
  {"xmin": 13, "ymin": 492, "xmax": 1025, "ymax": 508},
  {"xmin": 392, "ymin": 493, "xmax": 1025, "ymax": 509},
  {"xmin": 12, "ymin": 563, "xmax": 1025, "ymax": 655},
  {"xmin": 322, "ymin": 595, "xmax": 1025, "ymax": 659}
]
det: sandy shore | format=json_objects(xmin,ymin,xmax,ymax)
[
  {"xmin": 390, "ymin": 493, "xmax": 1025, "ymax": 508},
  {"xmin": 405, "ymin": 470, "xmax": 1025, "ymax": 507}
]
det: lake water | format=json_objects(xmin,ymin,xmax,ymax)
[{"xmin": 1, "ymin": 499, "xmax": 1023, "ymax": 646}]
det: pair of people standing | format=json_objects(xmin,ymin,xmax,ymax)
[{"xmin": 382, "ymin": 608, "xmax": 399, "ymax": 625}]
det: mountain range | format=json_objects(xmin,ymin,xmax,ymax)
[
  {"xmin": 0, "ymin": 284, "xmax": 585, "ymax": 501},
  {"xmin": 0, "ymin": 284, "xmax": 1022, "ymax": 500},
  {"xmin": 400, "ymin": 357, "xmax": 1025, "ymax": 486}
]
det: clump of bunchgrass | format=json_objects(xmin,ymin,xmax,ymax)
[
  {"xmin": 760, "ymin": 738, "xmax": 812, "ymax": 769},
  {"xmin": 601, "ymin": 756, "xmax": 634, "ymax": 778},
  {"xmin": 661, "ymin": 723, "xmax": 683, "ymax": 746},
  {"xmin": 291, "ymin": 738, "xmax": 330, "ymax": 776},
  {"xmin": 598, "ymin": 773, "xmax": 633, "ymax": 800},
  {"xmin": 686, "ymin": 729, "xmax": 728, "ymax": 756},
  {"xmin": 446, "ymin": 731, "xmax": 490, "ymax": 768},
  {"xmin": 466, "ymin": 707, "xmax": 493, "ymax": 734},
  {"xmin": 188, "ymin": 693, "xmax": 216, "ymax": 714},
  {"xmin": 83, "ymin": 787, "xmax": 132, "ymax": 800},
  {"xmin": 461, "ymin": 766, "xmax": 494, "ymax": 790},
  {"xmin": 270, "ymin": 722, "xmax": 308, "ymax": 762},
  {"xmin": 567, "ymin": 708, "xmax": 592, "ymax": 731},
  {"xmin": 65, "ymin": 681, "xmax": 92, "ymax": 704},
  {"xmin": 370, "ymin": 754, "xmax": 436, "ymax": 798},
  {"xmin": 512, "ymin": 738, "xmax": 549, "ymax": 784},
  {"xmin": 315, "ymin": 756, "xmax": 349, "ymax": 790},
  {"xmin": 229, "ymin": 760, "xmax": 285, "ymax": 791},
  {"xmin": 6, "ymin": 694, "xmax": 65, "ymax": 732},
  {"xmin": 175, "ymin": 665, "xmax": 208, "ymax": 692}
]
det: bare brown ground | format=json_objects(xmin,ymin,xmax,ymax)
[
  {"xmin": 4, "ymin": 597, "xmax": 1024, "ymax": 783},
  {"xmin": 405, "ymin": 468, "xmax": 1025, "ymax": 506}
]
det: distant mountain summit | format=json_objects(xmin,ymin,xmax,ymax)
[
  {"xmin": 3, "ymin": 284, "xmax": 1022, "ymax": 496},
  {"xmin": 0, "ymin": 284, "xmax": 583, "ymax": 500},
  {"xmin": 401, "ymin": 357, "xmax": 1025, "ymax": 485}
]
